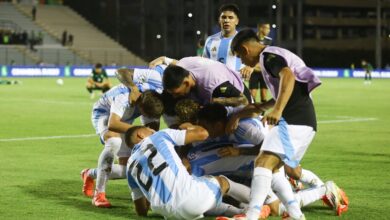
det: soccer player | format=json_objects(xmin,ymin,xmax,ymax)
[
  {"xmin": 249, "ymin": 22, "xmax": 272, "ymax": 103},
  {"xmin": 229, "ymin": 28, "xmax": 346, "ymax": 220},
  {"xmin": 80, "ymin": 70, "xmax": 164, "ymax": 208},
  {"xmin": 361, "ymin": 59, "xmax": 373, "ymax": 85},
  {"xmin": 124, "ymin": 125, "xmax": 271, "ymax": 219},
  {"xmin": 149, "ymin": 56, "xmax": 251, "ymax": 106},
  {"xmin": 86, "ymin": 63, "xmax": 111, "ymax": 99},
  {"xmin": 203, "ymin": 4, "xmax": 254, "ymax": 80}
]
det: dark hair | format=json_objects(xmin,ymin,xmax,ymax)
[
  {"xmin": 197, "ymin": 103, "xmax": 228, "ymax": 124},
  {"xmin": 163, "ymin": 65, "xmax": 190, "ymax": 90},
  {"xmin": 95, "ymin": 63, "xmax": 102, "ymax": 68},
  {"xmin": 198, "ymin": 39, "xmax": 205, "ymax": 47},
  {"xmin": 161, "ymin": 90, "xmax": 184, "ymax": 116},
  {"xmin": 219, "ymin": 3, "xmax": 240, "ymax": 19},
  {"xmin": 124, "ymin": 126, "xmax": 145, "ymax": 148},
  {"xmin": 231, "ymin": 28, "xmax": 259, "ymax": 54},
  {"xmin": 138, "ymin": 90, "xmax": 164, "ymax": 118},
  {"xmin": 175, "ymin": 99, "xmax": 200, "ymax": 124}
]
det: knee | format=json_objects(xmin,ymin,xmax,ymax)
[{"xmin": 254, "ymin": 152, "xmax": 281, "ymax": 170}]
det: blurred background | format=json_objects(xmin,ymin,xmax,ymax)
[{"xmin": 1, "ymin": 0, "xmax": 390, "ymax": 69}]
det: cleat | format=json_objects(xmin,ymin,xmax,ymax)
[
  {"xmin": 325, "ymin": 181, "xmax": 348, "ymax": 215},
  {"xmin": 259, "ymin": 205, "xmax": 271, "ymax": 219},
  {"xmin": 339, "ymin": 188, "xmax": 349, "ymax": 206},
  {"xmin": 80, "ymin": 169, "xmax": 94, "ymax": 197},
  {"xmin": 336, "ymin": 204, "xmax": 348, "ymax": 216},
  {"xmin": 321, "ymin": 195, "xmax": 333, "ymax": 208},
  {"xmin": 92, "ymin": 192, "xmax": 111, "ymax": 208}
]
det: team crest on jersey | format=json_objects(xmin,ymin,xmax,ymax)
[
  {"xmin": 211, "ymin": 46, "xmax": 217, "ymax": 52},
  {"xmin": 220, "ymin": 86, "xmax": 227, "ymax": 93}
]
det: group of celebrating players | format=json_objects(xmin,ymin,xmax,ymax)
[{"xmin": 79, "ymin": 4, "xmax": 349, "ymax": 220}]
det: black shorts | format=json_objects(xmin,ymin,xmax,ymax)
[{"xmin": 249, "ymin": 70, "xmax": 267, "ymax": 90}]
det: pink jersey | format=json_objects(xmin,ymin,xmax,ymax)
[
  {"xmin": 259, "ymin": 46, "xmax": 321, "ymax": 99},
  {"xmin": 177, "ymin": 57, "xmax": 244, "ymax": 104}
]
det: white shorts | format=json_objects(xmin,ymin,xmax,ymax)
[
  {"xmin": 91, "ymin": 111, "xmax": 131, "ymax": 158},
  {"xmin": 154, "ymin": 176, "xmax": 222, "ymax": 220},
  {"xmin": 261, "ymin": 119, "xmax": 315, "ymax": 168}
]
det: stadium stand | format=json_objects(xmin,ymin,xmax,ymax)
[{"xmin": 16, "ymin": 3, "xmax": 146, "ymax": 66}]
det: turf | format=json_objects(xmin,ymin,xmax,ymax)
[{"xmin": 0, "ymin": 77, "xmax": 389, "ymax": 219}]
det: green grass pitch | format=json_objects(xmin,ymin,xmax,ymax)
[{"xmin": 0, "ymin": 77, "xmax": 389, "ymax": 219}]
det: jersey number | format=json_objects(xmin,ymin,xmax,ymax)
[{"xmin": 128, "ymin": 144, "xmax": 168, "ymax": 191}]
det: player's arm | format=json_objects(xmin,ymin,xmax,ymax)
[
  {"xmin": 108, "ymin": 113, "xmax": 132, "ymax": 133},
  {"xmin": 211, "ymin": 81, "xmax": 249, "ymax": 106},
  {"xmin": 179, "ymin": 123, "xmax": 209, "ymax": 144},
  {"xmin": 262, "ymin": 52, "xmax": 294, "ymax": 125},
  {"xmin": 133, "ymin": 197, "xmax": 150, "ymax": 216},
  {"xmin": 149, "ymin": 56, "xmax": 178, "ymax": 68},
  {"xmin": 225, "ymin": 104, "xmax": 269, "ymax": 134}
]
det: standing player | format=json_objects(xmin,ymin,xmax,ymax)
[
  {"xmin": 203, "ymin": 4, "xmax": 254, "ymax": 79},
  {"xmin": 86, "ymin": 63, "xmax": 112, "ymax": 99},
  {"xmin": 80, "ymin": 68, "xmax": 164, "ymax": 208},
  {"xmin": 229, "ymin": 29, "xmax": 349, "ymax": 220},
  {"xmin": 249, "ymin": 22, "xmax": 272, "ymax": 103},
  {"xmin": 361, "ymin": 59, "xmax": 373, "ymax": 85},
  {"xmin": 125, "ymin": 125, "xmax": 269, "ymax": 219},
  {"xmin": 150, "ymin": 56, "xmax": 250, "ymax": 106}
]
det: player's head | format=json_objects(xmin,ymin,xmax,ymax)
[
  {"xmin": 231, "ymin": 28, "xmax": 261, "ymax": 67},
  {"xmin": 218, "ymin": 4, "xmax": 240, "ymax": 35},
  {"xmin": 94, "ymin": 63, "xmax": 103, "ymax": 73},
  {"xmin": 125, "ymin": 126, "xmax": 155, "ymax": 148},
  {"xmin": 175, "ymin": 99, "xmax": 200, "ymax": 124},
  {"xmin": 197, "ymin": 103, "xmax": 228, "ymax": 138},
  {"xmin": 257, "ymin": 22, "xmax": 271, "ymax": 37},
  {"xmin": 163, "ymin": 65, "xmax": 192, "ymax": 98},
  {"xmin": 137, "ymin": 90, "xmax": 164, "ymax": 118}
]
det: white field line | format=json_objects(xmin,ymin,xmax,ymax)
[
  {"xmin": 0, "ymin": 116, "xmax": 378, "ymax": 142},
  {"xmin": 318, "ymin": 117, "xmax": 378, "ymax": 124},
  {"xmin": 0, "ymin": 134, "xmax": 96, "ymax": 142},
  {"xmin": 0, "ymin": 98, "xmax": 92, "ymax": 105}
]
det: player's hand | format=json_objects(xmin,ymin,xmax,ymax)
[
  {"xmin": 149, "ymin": 56, "xmax": 165, "ymax": 68},
  {"xmin": 240, "ymin": 66, "xmax": 254, "ymax": 80},
  {"xmin": 261, "ymin": 109, "xmax": 282, "ymax": 126},
  {"xmin": 218, "ymin": 146, "xmax": 240, "ymax": 157},
  {"xmin": 225, "ymin": 115, "xmax": 239, "ymax": 134}
]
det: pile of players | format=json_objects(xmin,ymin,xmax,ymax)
[{"xmin": 79, "ymin": 4, "xmax": 349, "ymax": 220}]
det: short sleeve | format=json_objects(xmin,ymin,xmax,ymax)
[
  {"xmin": 110, "ymin": 94, "xmax": 129, "ymax": 118},
  {"xmin": 165, "ymin": 129, "xmax": 186, "ymax": 146},
  {"xmin": 263, "ymin": 52, "xmax": 288, "ymax": 78}
]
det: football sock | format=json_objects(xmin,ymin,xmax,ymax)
[
  {"xmin": 246, "ymin": 167, "xmax": 273, "ymax": 220},
  {"xmin": 110, "ymin": 164, "xmax": 126, "ymax": 179},
  {"xmin": 95, "ymin": 137, "xmax": 121, "ymax": 194},
  {"xmin": 278, "ymin": 186, "xmax": 326, "ymax": 215},
  {"xmin": 272, "ymin": 171, "xmax": 303, "ymax": 219},
  {"xmin": 225, "ymin": 177, "xmax": 250, "ymax": 203},
  {"xmin": 299, "ymin": 169, "xmax": 324, "ymax": 187},
  {"xmin": 205, "ymin": 202, "xmax": 243, "ymax": 216}
]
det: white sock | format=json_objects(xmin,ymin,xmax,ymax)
[
  {"xmin": 246, "ymin": 167, "xmax": 273, "ymax": 220},
  {"xmin": 95, "ymin": 137, "xmax": 121, "ymax": 194},
  {"xmin": 299, "ymin": 169, "xmax": 324, "ymax": 187},
  {"xmin": 110, "ymin": 164, "xmax": 126, "ymax": 179},
  {"xmin": 295, "ymin": 186, "xmax": 326, "ymax": 207},
  {"xmin": 205, "ymin": 202, "xmax": 243, "ymax": 216},
  {"xmin": 87, "ymin": 165, "xmax": 126, "ymax": 180},
  {"xmin": 225, "ymin": 177, "xmax": 250, "ymax": 203},
  {"xmin": 265, "ymin": 189, "xmax": 279, "ymax": 204},
  {"xmin": 272, "ymin": 171, "xmax": 303, "ymax": 219}
]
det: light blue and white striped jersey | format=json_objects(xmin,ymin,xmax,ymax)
[
  {"xmin": 133, "ymin": 64, "xmax": 166, "ymax": 94},
  {"xmin": 188, "ymin": 116, "xmax": 268, "ymax": 178},
  {"xmin": 127, "ymin": 129, "xmax": 195, "ymax": 208},
  {"xmin": 92, "ymin": 84, "xmax": 140, "ymax": 125},
  {"xmin": 203, "ymin": 31, "xmax": 243, "ymax": 71}
]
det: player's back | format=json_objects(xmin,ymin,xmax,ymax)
[
  {"xmin": 133, "ymin": 64, "xmax": 166, "ymax": 94},
  {"xmin": 92, "ymin": 84, "xmax": 129, "ymax": 113},
  {"xmin": 127, "ymin": 129, "xmax": 192, "ymax": 210}
]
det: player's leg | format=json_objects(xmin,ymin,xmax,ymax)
[
  {"xmin": 92, "ymin": 130, "xmax": 122, "ymax": 207},
  {"xmin": 258, "ymin": 73, "xmax": 268, "ymax": 103},
  {"xmin": 248, "ymin": 71, "xmax": 260, "ymax": 102},
  {"xmin": 285, "ymin": 165, "xmax": 324, "ymax": 188}
]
